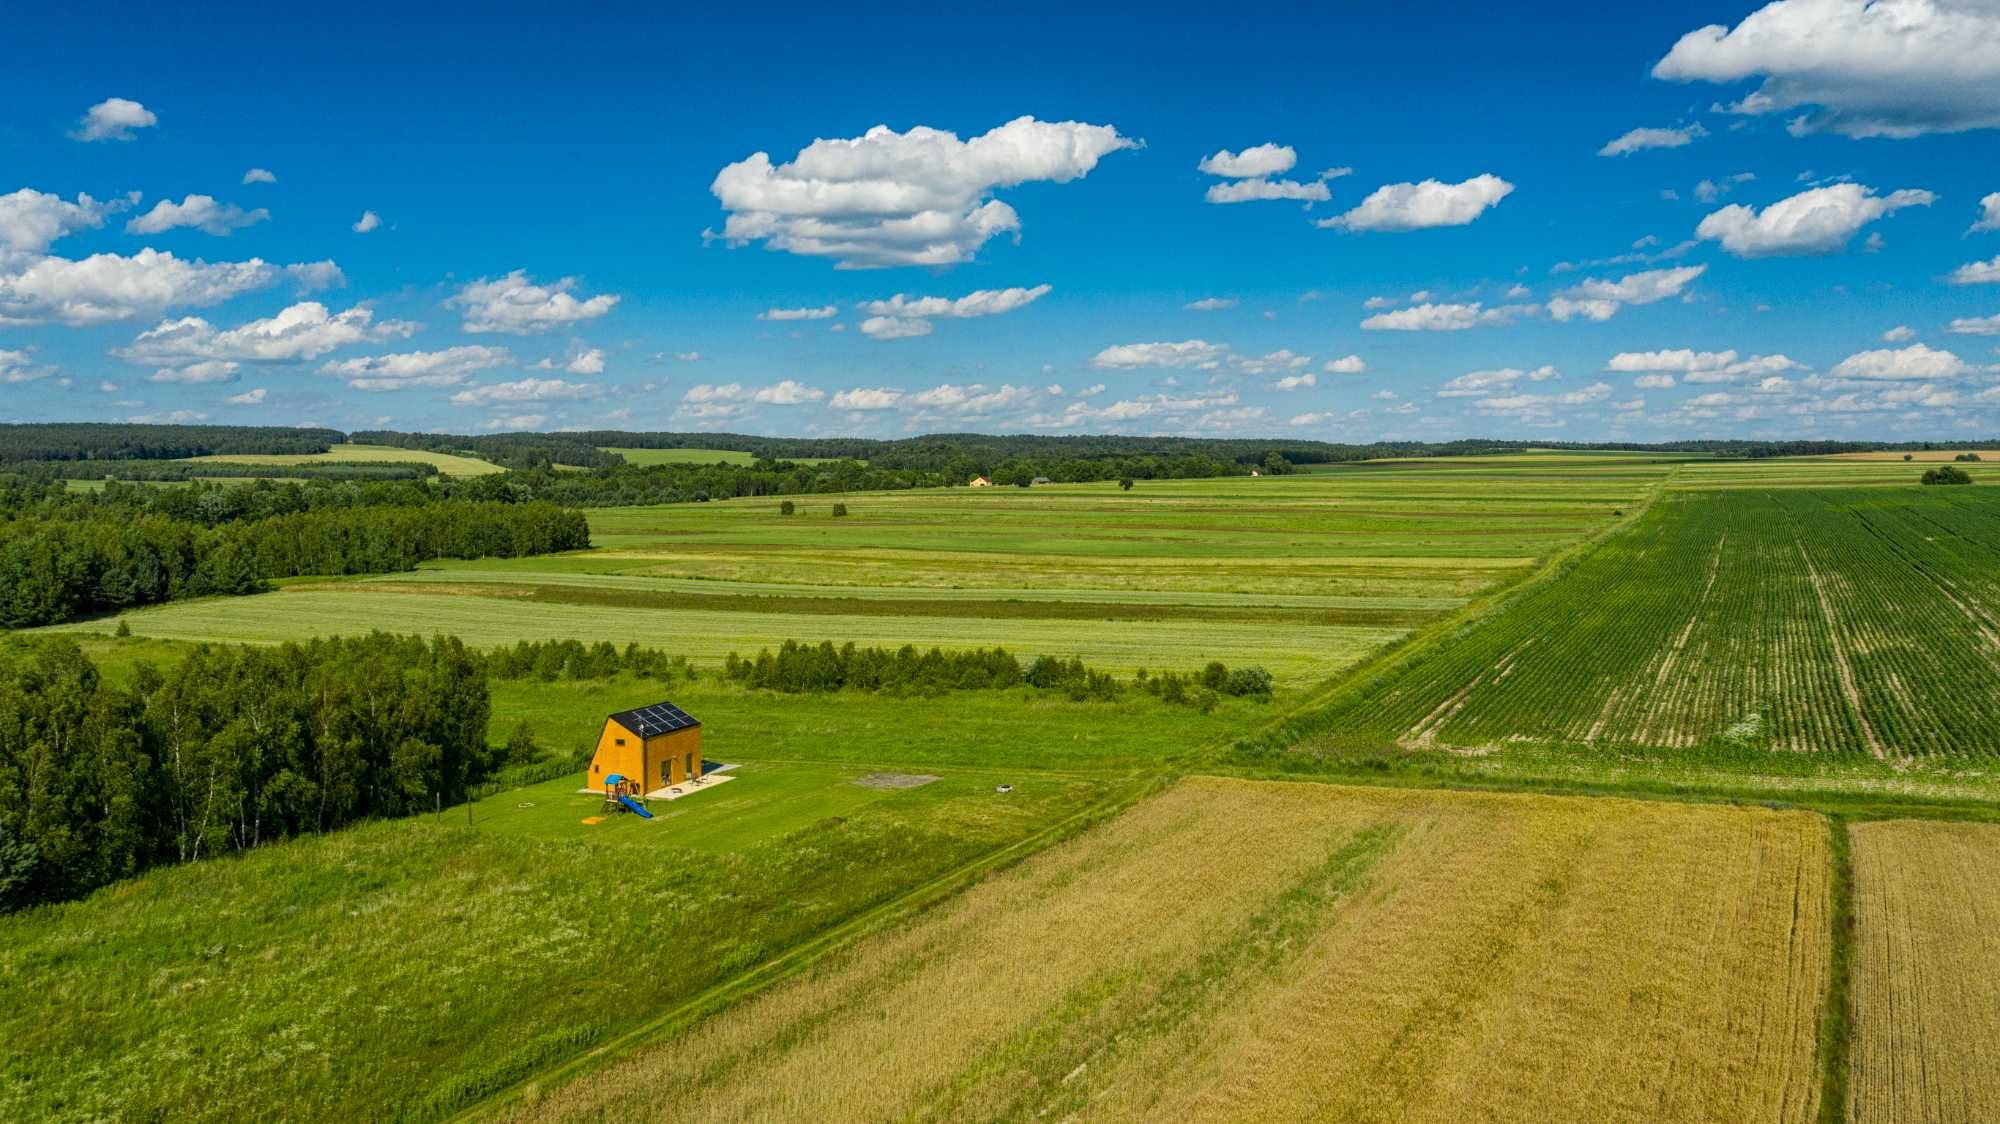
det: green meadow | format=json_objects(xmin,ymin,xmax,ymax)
[
  {"xmin": 600, "ymin": 446, "xmax": 848, "ymax": 466},
  {"xmin": 35, "ymin": 454, "xmax": 1984, "ymax": 1121},
  {"xmin": 182, "ymin": 442, "xmax": 505, "ymax": 476},
  {"xmin": 49, "ymin": 467, "xmax": 1666, "ymax": 691}
]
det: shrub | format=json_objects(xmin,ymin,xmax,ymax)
[
  {"xmin": 1923, "ymin": 465, "xmax": 1973, "ymax": 485},
  {"xmin": 1119, "ymin": 477, "xmax": 1134, "ymax": 491},
  {"xmin": 113, "ymin": 618, "xmax": 131, "ymax": 638},
  {"xmin": 1201, "ymin": 661, "xmax": 1228, "ymax": 689},
  {"xmin": 779, "ymin": 500, "xmax": 795, "ymax": 515},
  {"xmin": 1221, "ymin": 666, "xmax": 1274, "ymax": 698},
  {"xmin": 1956, "ymin": 452, "xmax": 1983, "ymax": 462},
  {"xmin": 831, "ymin": 503, "xmax": 848, "ymax": 517}
]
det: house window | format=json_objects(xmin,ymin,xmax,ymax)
[{"xmin": 615, "ymin": 738, "xmax": 626, "ymax": 746}]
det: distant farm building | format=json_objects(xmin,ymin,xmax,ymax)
[
  {"xmin": 1250, "ymin": 468, "xmax": 1261, "ymax": 477},
  {"xmin": 968, "ymin": 475, "xmax": 992, "ymax": 487},
  {"xmin": 588, "ymin": 701, "xmax": 703, "ymax": 792},
  {"xmin": 1031, "ymin": 476, "xmax": 1052, "ymax": 486}
]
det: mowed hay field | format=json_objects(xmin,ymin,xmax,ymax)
[
  {"xmin": 1849, "ymin": 820, "xmax": 2000, "ymax": 1124},
  {"xmin": 502, "ymin": 778, "xmax": 1830, "ymax": 1124},
  {"xmin": 1284, "ymin": 484, "xmax": 2000, "ymax": 766},
  {"xmin": 183, "ymin": 441, "xmax": 504, "ymax": 476},
  {"xmin": 601, "ymin": 446, "xmax": 848, "ymax": 466},
  {"xmin": 48, "ymin": 465, "xmax": 1665, "ymax": 691}
]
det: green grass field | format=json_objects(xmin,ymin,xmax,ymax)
[
  {"xmin": 0, "ymin": 653, "xmax": 1129, "ymax": 1123},
  {"xmin": 183, "ymin": 442, "xmax": 504, "ymax": 476},
  {"xmin": 25, "ymin": 455, "xmax": 2000, "ymax": 1121},
  {"xmin": 600, "ymin": 446, "xmax": 848, "ymax": 466},
  {"xmin": 48, "ymin": 468, "xmax": 1665, "ymax": 693}
]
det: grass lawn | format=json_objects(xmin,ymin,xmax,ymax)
[
  {"xmin": 0, "ymin": 666, "xmax": 1118, "ymax": 1123},
  {"xmin": 182, "ymin": 442, "xmax": 503, "ymax": 476}
]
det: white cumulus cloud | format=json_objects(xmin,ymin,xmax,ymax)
[
  {"xmin": 117, "ymin": 301, "xmax": 416, "ymax": 366},
  {"xmin": 1653, "ymin": 0, "xmax": 2000, "ymax": 138},
  {"xmin": 1438, "ymin": 365, "xmax": 1557, "ymax": 397},
  {"xmin": 352, "ymin": 210, "xmax": 381, "ymax": 234},
  {"xmin": 758, "ymin": 305, "xmax": 837, "ymax": 320},
  {"xmin": 1549, "ymin": 265, "xmax": 1706, "ymax": 321},
  {"xmin": 1197, "ymin": 144, "xmax": 1298, "ymax": 178},
  {"xmin": 1185, "ymin": 297, "xmax": 1237, "ymax": 311},
  {"xmin": 1598, "ymin": 123, "xmax": 1707, "ymax": 156},
  {"xmin": 242, "ymin": 168, "xmax": 277, "ymax": 185},
  {"xmin": 75, "ymin": 97, "xmax": 156, "ymax": 142},
  {"xmin": 0, "ymin": 189, "xmax": 126, "ymax": 253},
  {"xmin": 1361, "ymin": 301, "xmax": 1534, "ymax": 331},
  {"xmin": 1320, "ymin": 174, "xmax": 1513, "ymax": 232},
  {"xmin": 451, "ymin": 378, "xmax": 603, "ymax": 406},
  {"xmin": 1091, "ymin": 339, "xmax": 1230, "ymax": 369},
  {"xmin": 1949, "ymin": 255, "xmax": 2000, "ymax": 285},
  {"xmin": 0, "ymin": 249, "xmax": 300, "ymax": 326},
  {"xmin": 127, "ymin": 194, "xmax": 269, "ymax": 236},
  {"xmin": 830, "ymin": 386, "xmax": 904, "ymax": 410},
  {"xmin": 1974, "ymin": 192, "xmax": 2000, "ymax": 232},
  {"xmin": 318, "ymin": 346, "xmax": 513, "ymax": 390},
  {"xmin": 856, "ymin": 284, "xmax": 1049, "ymax": 339},
  {"xmin": 1830, "ymin": 342, "xmax": 1973, "ymax": 380},
  {"xmin": 707, "ymin": 116, "xmax": 1135, "ymax": 268},
  {"xmin": 1324, "ymin": 354, "xmax": 1367, "ymax": 373},
  {"xmin": 447, "ymin": 269, "xmax": 619, "ymax": 334},
  {"xmin": 1695, "ymin": 184, "xmax": 1933, "ymax": 256}
]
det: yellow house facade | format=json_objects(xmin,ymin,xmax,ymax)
[{"xmin": 587, "ymin": 701, "xmax": 703, "ymax": 792}]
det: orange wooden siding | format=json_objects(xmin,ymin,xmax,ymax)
[{"xmin": 587, "ymin": 718, "xmax": 703, "ymax": 791}]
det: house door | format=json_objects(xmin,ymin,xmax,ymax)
[
  {"xmin": 685, "ymin": 752, "xmax": 694, "ymax": 781},
  {"xmin": 660, "ymin": 758, "xmax": 671, "ymax": 787}
]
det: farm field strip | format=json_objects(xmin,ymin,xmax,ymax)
[
  {"xmin": 499, "ymin": 778, "xmax": 1830, "ymax": 1124},
  {"xmin": 1291, "ymin": 486, "xmax": 2000, "ymax": 760},
  {"xmin": 1849, "ymin": 820, "xmax": 2000, "ymax": 1124},
  {"xmin": 312, "ymin": 574, "xmax": 1445, "ymax": 628},
  {"xmin": 181, "ymin": 442, "xmax": 503, "ymax": 476},
  {"xmin": 50, "ymin": 589, "xmax": 1403, "ymax": 686},
  {"xmin": 1667, "ymin": 460, "xmax": 1982, "ymax": 490},
  {"xmin": 48, "ymin": 467, "xmax": 1665, "ymax": 692},
  {"xmin": 379, "ymin": 567, "xmax": 1465, "ymax": 612}
]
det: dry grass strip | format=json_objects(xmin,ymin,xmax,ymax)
[
  {"xmin": 501, "ymin": 778, "xmax": 1829, "ymax": 1124},
  {"xmin": 1849, "ymin": 820, "xmax": 2000, "ymax": 1124}
]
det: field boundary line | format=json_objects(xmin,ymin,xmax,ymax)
[
  {"xmin": 443, "ymin": 774, "xmax": 1169, "ymax": 1124},
  {"xmin": 1816, "ymin": 814, "xmax": 1857, "ymax": 1124}
]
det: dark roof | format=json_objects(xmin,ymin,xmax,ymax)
[{"xmin": 608, "ymin": 700, "xmax": 701, "ymax": 737}]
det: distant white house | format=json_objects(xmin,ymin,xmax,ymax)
[
  {"xmin": 968, "ymin": 475, "xmax": 993, "ymax": 487},
  {"xmin": 1250, "ymin": 468, "xmax": 1261, "ymax": 477}
]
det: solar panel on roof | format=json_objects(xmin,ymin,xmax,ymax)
[{"xmin": 610, "ymin": 700, "xmax": 700, "ymax": 737}]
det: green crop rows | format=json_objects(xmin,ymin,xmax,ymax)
[{"xmin": 1291, "ymin": 486, "xmax": 2000, "ymax": 760}]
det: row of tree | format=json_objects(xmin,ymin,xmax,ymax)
[
  {"xmin": 0, "ymin": 634, "xmax": 492, "ymax": 910},
  {"xmin": 719, "ymin": 640, "xmax": 1274, "ymax": 705},
  {"xmin": 486, "ymin": 638, "xmax": 695, "ymax": 682},
  {"xmin": 0, "ymin": 423, "xmax": 343, "ymax": 463},
  {"xmin": 0, "ymin": 501, "xmax": 589, "ymax": 628}
]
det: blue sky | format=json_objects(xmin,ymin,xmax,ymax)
[{"xmin": 4, "ymin": 0, "xmax": 1999, "ymax": 441}]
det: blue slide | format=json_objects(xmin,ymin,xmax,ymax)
[{"xmin": 617, "ymin": 795, "xmax": 654, "ymax": 819}]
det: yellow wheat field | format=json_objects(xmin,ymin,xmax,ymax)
[
  {"xmin": 501, "ymin": 778, "xmax": 1829, "ymax": 1124},
  {"xmin": 1849, "ymin": 820, "xmax": 2000, "ymax": 1124}
]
